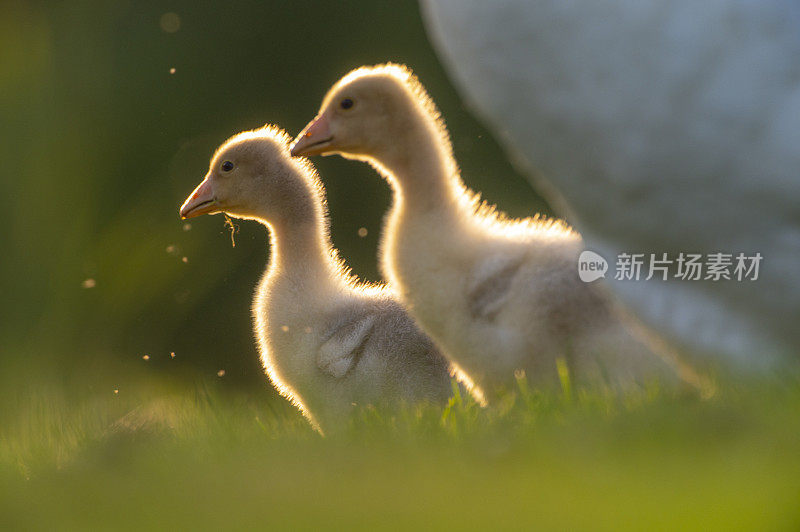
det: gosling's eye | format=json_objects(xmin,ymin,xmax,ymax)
[
  {"xmin": 340, "ymin": 97, "xmax": 354, "ymax": 110},
  {"xmin": 221, "ymin": 161, "xmax": 234, "ymax": 172}
]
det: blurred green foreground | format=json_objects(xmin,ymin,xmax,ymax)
[{"xmin": 1, "ymin": 372, "xmax": 799, "ymax": 530}]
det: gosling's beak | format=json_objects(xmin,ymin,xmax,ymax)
[
  {"xmin": 179, "ymin": 177, "xmax": 218, "ymax": 219},
  {"xmin": 290, "ymin": 113, "xmax": 333, "ymax": 157}
]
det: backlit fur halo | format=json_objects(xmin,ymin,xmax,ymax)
[{"xmin": 330, "ymin": 64, "xmax": 576, "ymax": 242}]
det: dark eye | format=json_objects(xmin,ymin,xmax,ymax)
[
  {"xmin": 221, "ymin": 161, "xmax": 234, "ymax": 172},
  {"xmin": 340, "ymin": 97, "xmax": 354, "ymax": 110}
]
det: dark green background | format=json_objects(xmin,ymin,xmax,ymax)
[{"xmin": 1, "ymin": 1, "xmax": 547, "ymax": 390}]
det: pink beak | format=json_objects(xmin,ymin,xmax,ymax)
[
  {"xmin": 179, "ymin": 177, "xmax": 218, "ymax": 219},
  {"xmin": 290, "ymin": 113, "xmax": 333, "ymax": 157}
]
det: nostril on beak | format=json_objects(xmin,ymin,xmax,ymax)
[{"xmin": 291, "ymin": 114, "xmax": 333, "ymax": 157}]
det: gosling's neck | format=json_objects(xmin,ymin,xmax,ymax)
[
  {"xmin": 370, "ymin": 115, "xmax": 463, "ymax": 219},
  {"xmin": 253, "ymin": 194, "xmax": 337, "ymax": 288}
]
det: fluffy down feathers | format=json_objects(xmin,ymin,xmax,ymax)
[
  {"xmin": 182, "ymin": 126, "xmax": 460, "ymax": 432},
  {"xmin": 292, "ymin": 66, "xmax": 696, "ymax": 399}
]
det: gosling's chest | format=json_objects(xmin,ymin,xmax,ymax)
[{"xmin": 386, "ymin": 213, "xmax": 473, "ymax": 305}]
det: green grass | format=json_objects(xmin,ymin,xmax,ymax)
[{"xmin": 1, "ymin": 367, "xmax": 799, "ymax": 530}]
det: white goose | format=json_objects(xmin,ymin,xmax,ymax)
[
  {"xmin": 291, "ymin": 66, "xmax": 690, "ymax": 398},
  {"xmin": 420, "ymin": 0, "xmax": 800, "ymax": 368},
  {"xmin": 180, "ymin": 126, "xmax": 460, "ymax": 432}
]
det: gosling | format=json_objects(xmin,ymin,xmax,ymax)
[
  {"xmin": 180, "ymin": 125, "xmax": 462, "ymax": 432},
  {"xmin": 292, "ymin": 65, "xmax": 695, "ymax": 399}
]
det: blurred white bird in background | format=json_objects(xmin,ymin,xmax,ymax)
[{"xmin": 421, "ymin": 0, "xmax": 800, "ymax": 368}]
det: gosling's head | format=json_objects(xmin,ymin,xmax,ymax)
[
  {"xmin": 180, "ymin": 126, "xmax": 319, "ymax": 223},
  {"xmin": 291, "ymin": 64, "xmax": 435, "ymax": 161}
]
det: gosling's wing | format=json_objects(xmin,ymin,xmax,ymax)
[
  {"xmin": 467, "ymin": 254, "xmax": 524, "ymax": 320},
  {"xmin": 317, "ymin": 313, "xmax": 377, "ymax": 378}
]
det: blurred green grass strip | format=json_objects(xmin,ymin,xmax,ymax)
[{"xmin": 1, "ymin": 371, "xmax": 799, "ymax": 530}]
